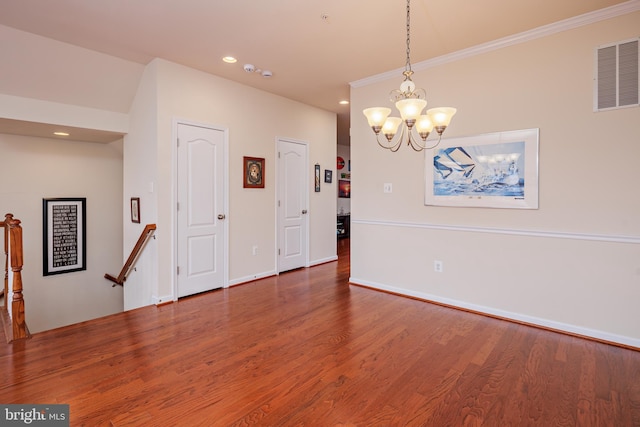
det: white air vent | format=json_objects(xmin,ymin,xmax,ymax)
[{"xmin": 595, "ymin": 38, "xmax": 639, "ymax": 111}]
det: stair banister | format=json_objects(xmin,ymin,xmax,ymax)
[{"xmin": 105, "ymin": 224, "xmax": 156, "ymax": 286}]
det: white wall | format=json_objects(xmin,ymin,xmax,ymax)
[
  {"xmin": 124, "ymin": 59, "xmax": 337, "ymax": 307},
  {"xmin": 350, "ymin": 11, "xmax": 640, "ymax": 347},
  {"xmin": 0, "ymin": 135, "xmax": 123, "ymax": 333},
  {"xmin": 0, "ymin": 25, "xmax": 142, "ymax": 114},
  {"xmin": 122, "ymin": 61, "xmax": 160, "ymax": 309}
]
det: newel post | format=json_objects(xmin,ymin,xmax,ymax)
[
  {"xmin": 7, "ymin": 215, "xmax": 29, "ymax": 340},
  {"xmin": 2, "ymin": 214, "xmax": 9, "ymax": 309}
]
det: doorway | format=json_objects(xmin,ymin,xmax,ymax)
[
  {"xmin": 176, "ymin": 122, "xmax": 228, "ymax": 297},
  {"xmin": 277, "ymin": 138, "xmax": 309, "ymax": 272}
]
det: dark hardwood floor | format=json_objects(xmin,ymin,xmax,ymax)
[{"xmin": 1, "ymin": 238, "xmax": 639, "ymax": 426}]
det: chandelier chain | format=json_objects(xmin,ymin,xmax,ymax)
[
  {"xmin": 405, "ymin": 0, "xmax": 412, "ymax": 74},
  {"xmin": 362, "ymin": 0, "xmax": 456, "ymax": 152}
]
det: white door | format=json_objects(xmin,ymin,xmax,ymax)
[
  {"xmin": 177, "ymin": 123, "xmax": 226, "ymax": 297},
  {"xmin": 277, "ymin": 138, "xmax": 308, "ymax": 272}
]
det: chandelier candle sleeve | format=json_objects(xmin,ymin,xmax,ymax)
[
  {"xmin": 363, "ymin": 107, "xmax": 391, "ymax": 134},
  {"xmin": 382, "ymin": 117, "xmax": 403, "ymax": 141},
  {"xmin": 362, "ymin": 0, "xmax": 456, "ymax": 152},
  {"xmin": 428, "ymin": 107, "xmax": 457, "ymax": 134}
]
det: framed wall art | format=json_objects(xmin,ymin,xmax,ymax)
[
  {"xmin": 425, "ymin": 128, "xmax": 539, "ymax": 209},
  {"xmin": 338, "ymin": 180, "xmax": 351, "ymax": 198},
  {"xmin": 42, "ymin": 197, "xmax": 87, "ymax": 276},
  {"xmin": 130, "ymin": 197, "xmax": 140, "ymax": 223},
  {"xmin": 324, "ymin": 169, "xmax": 332, "ymax": 183},
  {"xmin": 243, "ymin": 156, "xmax": 265, "ymax": 188},
  {"xmin": 315, "ymin": 164, "xmax": 321, "ymax": 192}
]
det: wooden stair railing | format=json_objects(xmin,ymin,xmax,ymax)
[
  {"xmin": 1, "ymin": 213, "xmax": 31, "ymax": 342},
  {"xmin": 105, "ymin": 224, "xmax": 156, "ymax": 286}
]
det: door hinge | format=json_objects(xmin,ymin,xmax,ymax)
[
  {"xmin": 278, "ymin": 200, "xmax": 280, "ymax": 207},
  {"xmin": 278, "ymin": 249, "xmax": 281, "ymax": 256},
  {"xmin": 177, "ymin": 266, "xmax": 180, "ymax": 275},
  {"xmin": 278, "ymin": 151, "xmax": 281, "ymax": 158},
  {"xmin": 177, "ymin": 202, "xmax": 180, "ymax": 211},
  {"xmin": 177, "ymin": 138, "xmax": 180, "ymax": 147}
]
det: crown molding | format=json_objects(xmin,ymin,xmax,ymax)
[{"xmin": 351, "ymin": 0, "xmax": 640, "ymax": 88}]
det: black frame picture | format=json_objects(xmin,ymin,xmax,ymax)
[
  {"xmin": 42, "ymin": 197, "xmax": 87, "ymax": 276},
  {"xmin": 324, "ymin": 169, "xmax": 333, "ymax": 183},
  {"xmin": 131, "ymin": 197, "xmax": 140, "ymax": 223},
  {"xmin": 315, "ymin": 164, "xmax": 321, "ymax": 192}
]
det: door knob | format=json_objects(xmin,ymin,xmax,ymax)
[
  {"xmin": 302, "ymin": 210, "xmax": 308, "ymax": 214},
  {"xmin": 217, "ymin": 214, "xmax": 226, "ymax": 220}
]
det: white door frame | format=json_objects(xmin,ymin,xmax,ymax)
[
  {"xmin": 172, "ymin": 118, "xmax": 229, "ymax": 301},
  {"xmin": 275, "ymin": 136, "xmax": 310, "ymax": 273}
]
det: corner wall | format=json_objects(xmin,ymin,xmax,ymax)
[{"xmin": 350, "ymin": 11, "xmax": 640, "ymax": 347}]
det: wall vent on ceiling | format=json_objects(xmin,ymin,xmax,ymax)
[{"xmin": 595, "ymin": 38, "xmax": 639, "ymax": 111}]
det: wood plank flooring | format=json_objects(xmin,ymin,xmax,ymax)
[{"xmin": 1, "ymin": 238, "xmax": 639, "ymax": 426}]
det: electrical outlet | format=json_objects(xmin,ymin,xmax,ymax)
[
  {"xmin": 434, "ymin": 260, "xmax": 443, "ymax": 273},
  {"xmin": 252, "ymin": 245, "xmax": 258, "ymax": 256},
  {"xmin": 383, "ymin": 183, "xmax": 393, "ymax": 193}
]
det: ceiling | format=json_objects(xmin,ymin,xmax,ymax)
[{"xmin": 0, "ymin": 0, "xmax": 631, "ymax": 144}]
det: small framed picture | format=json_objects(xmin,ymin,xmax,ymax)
[
  {"xmin": 324, "ymin": 169, "xmax": 333, "ymax": 183},
  {"xmin": 131, "ymin": 197, "xmax": 140, "ymax": 223},
  {"xmin": 244, "ymin": 156, "xmax": 265, "ymax": 188},
  {"xmin": 315, "ymin": 164, "xmax": 321, "ymax": 192},
  {"xmin": 338, "ymin": 180, "xmax": 351, "ymax": 198}
]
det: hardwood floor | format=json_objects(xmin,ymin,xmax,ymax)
[{"xmin": 1, "ymin": 238, "xmax": 639, "ymax": 426}]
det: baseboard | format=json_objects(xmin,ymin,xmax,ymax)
[
  {"xmin": 308, "ymin": 255, "xmax": 338, "ymax": 267},
  {"xmin": 349, "ymin": 277, "xmax": 640, "ymax": 351},
  {"xmin": 228, "ymin": 257, "xmax": 338, "ymax": 287},
  {"xmin": 152, "ymin": 295, "xmax": 174, "ymax": 306},
  {"xmin": 229, "ymin": 270, "xmax": 277, "ymax": 287}
]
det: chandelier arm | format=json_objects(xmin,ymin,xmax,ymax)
[
  {"xmin": 390, "ymin": 125, "xmax": 405, "ymax": 152},
  {"xmin": 407, "ymin": 127, "xmax": 425, "ymax": 152},
  {"xmin": 408, "ymin": 135, "xmax": 424, "ymax": 152},
  {"xmin": 419, "ymin": 134, "xmax": 443, "ymax": 151},
  {"xmin": 407, "ymin": 127, "xmax": 443, "ymax": 151},
  {"xmin": 375, "ymin": 132, "xmax": 403, "ymax": 152}
]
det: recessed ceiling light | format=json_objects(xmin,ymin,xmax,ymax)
[
  {"xmin": 339, "ymin": 100, "xmax": 349, "ymax": 105},
  {"xmin": 53, "ymin": 132, "xmax": 70, "ymax": 136},
  {"xmin": 222, "ymin": 56, "xmax": 237, "ymax": 63}
]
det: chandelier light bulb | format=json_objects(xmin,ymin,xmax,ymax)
[
  {"xmin": 415, "ymin": 115, "xmax": 434, "ymax": 140},
  {"xmin": 363, "ymin": 107, "xmax": 391, "ymax": 134},
  {"xmin": 427, "ymin": 107, "xmax": 457, "ymax": 134},
  {"xmin": 396, "ymin": 98, "xmax": 427, "ymax": 123},
  {"xmin": 382, "ymin": 117, "xmax": 403, "ymax": 141}
]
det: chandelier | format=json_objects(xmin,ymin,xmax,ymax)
[{"xmin": 363, "ymin": 0, "xmax": 456, "ymax": 152}]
